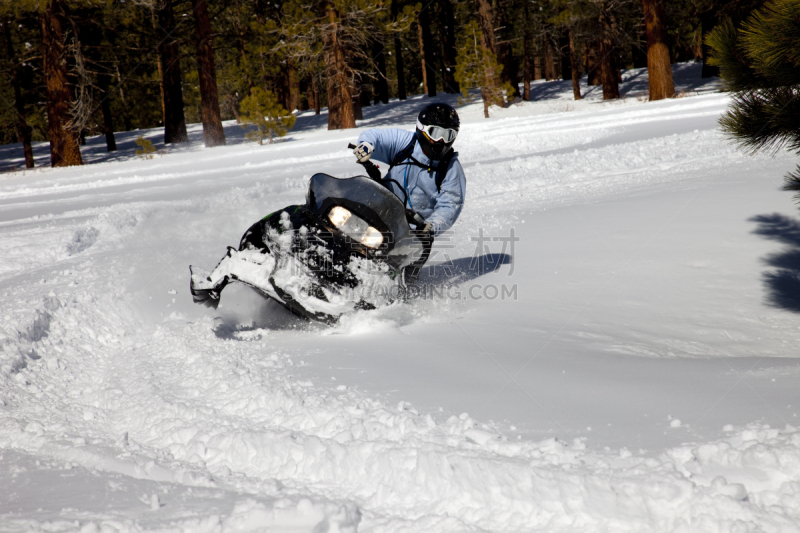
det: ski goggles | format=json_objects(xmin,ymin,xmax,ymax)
[{"xmin": 417, "ymin": 120, "xmax": 458, "ymax": 143}]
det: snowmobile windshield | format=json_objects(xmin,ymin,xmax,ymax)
[{"xmin": 306, "ymin": 173, "xmax": 418, "ymax": 253}]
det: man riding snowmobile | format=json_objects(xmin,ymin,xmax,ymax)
[
  {"xmin": 189, "ymin": 103, "xmax": 465, "ymax": 321},
  {"xmin": 353, "ymin": 102, "xmax": 466, "ymax": 283}
]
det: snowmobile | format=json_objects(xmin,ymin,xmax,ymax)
[{"xmin": 189, "ymin": 144, "xmax": 431, "ymax": 324}]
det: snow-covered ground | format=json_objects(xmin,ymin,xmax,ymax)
[{"xmin": 2, "ymin": 63, "xmax": 800, "ymax": 532}]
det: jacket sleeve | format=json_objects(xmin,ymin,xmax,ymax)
[
  {"xmin": 357, "ymin": 128, "xmax": 413, "ymax": 166},
  {"xmin": 427, "ymin": 158, "xmax": 466, "ymax": 236}
]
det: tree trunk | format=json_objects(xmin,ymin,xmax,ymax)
[
  {"xmin": 151, "ymin": 10, "xmax": 166, "ymax": 125},
  {"xmin": 610, "ymin": 11, "xmax": 622, "ymax": 84},
  {"xmin": 416, "ymin": 18, "xmax": 428, "ymax": 95},
  {"xmin": 569, "ymin": 29, "xmax": 582, "ymax": 101},
  {"xmin": 700, "ymin": 10, "xmax": 719, "ymax": 78},
  {"xmin": 597, "ymin": 10, "xmax": 620, "ymax": 100},
  {"xmin": 437, "ymin": 0, "xmax": 459, "ymax": 93},
  {"xmin": 534, "ymin": 56, "xmax": 542, "ymax": 80},
  {"xmin": 419, "ymin": 7, "xmax": 437, "ymax": 97},
  {"xmin": 312, "ymin": 75, "xmax": 321, "ymax": 115},
  {"xmin": 3, "ymin": 20, "xmax": 34, "ymax": 168},
  {"xmin": 157, "ymin": 0, "xmax": 188, "ymax": 144},
  {"xmin": 192, "ymin": 0, "xmax": 226, "ymax": 147},
  {"xmin": 476, "ymin": 0, "xmax": 497, "ymax": 55},
  {"xmin": 40, "ymin": 0, "xmax": 82, "ymax": 167},
  {"xmin": 97, "ymin": 72, "xmax": 117, "ymax": 152},
  {"xmin": 372, "ymin": 40, "xmax": 389, "ymax": 104},
  {"xmin": 323, "ymin": 6, "xmax": 355, "ymax": 129},
  {"xmin": 522, "ymin": 1, "xmax": 531, "ymax": 101},
  {"xmin": 543, "ymin": 34, "xmax": 557, "ymax": 81},
  {"xmin": 392, "ymin": 0, "xmax": 406, "ymax": 100},
  {"xmin": 495, "ymin": 0, "xmax": 518, "ymax": 98},
  {"xmin": 114, "ymin": 63, "xmax": 133, "ymax": 131},
  {"xmin": 642, "ymin": 0, "xmax": 674, "ymax": 100},
  {"xmin": 587, "ymin": 42, "xmax": 600, "ymax": 86},
  {"xmin": 559, "ymin": 33, "xmax": 571, "ymax": 81},
  {"xmin": 288, "ymin": 62, "xmax": 300, "ymax": 111}
]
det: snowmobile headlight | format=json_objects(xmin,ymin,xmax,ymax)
[
  {"xmin": 359, "ymin": 227, "xmax": 384, "ymax": 248},
  {"xmin": 328, "ymin": 206, "xmax": 352, "ymax": 227},
  {"xmin": 328, "ymin": 206, "xmax": 384, "ymax": 248}
]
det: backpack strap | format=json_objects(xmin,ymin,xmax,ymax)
[
  {"xmin": 390, "ymin": 135, "xmax": 457, "ymax": 194},
  {"xmin": 389, "ymin": 137, "xmax": 417, "ymax": 170},
  {"xmin": 434, "ymin": 150, "xmax": 457, "ymax": 193}
]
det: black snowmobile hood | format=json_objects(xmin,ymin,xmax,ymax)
[{"xmin": 306, "ymin": 173, "xmax": 422, "ymax": 259}]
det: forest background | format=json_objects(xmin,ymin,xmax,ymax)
[{"xmin": 0, "ymin": 0, "xmax": 766, "ymax": 169}]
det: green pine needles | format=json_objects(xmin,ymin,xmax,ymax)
[
  {"xmin": 238, "ymin": 88, "xmax": 296, "ymax": 145},
  {"xmin": 707, "ymin": 0, "xmax": 800, "ymax": 193},
  {"xmin": 134, "ymin": 136, "xmax": 155, "ymax": 159},
  {"xmin": 454, "ymin": 20, "xmax": 511, "ymax": 118}
]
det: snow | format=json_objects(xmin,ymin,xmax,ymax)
[{"xmin": 2, "ymin": 63, "xmax": 800, "ymax": 532}]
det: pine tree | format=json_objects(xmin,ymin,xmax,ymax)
[
  {"xmin": 238, "ymin": 87, "xmax": 296, "ymax": 145},
  {"xmin": 454, "ymin": 19, "xmax": 509, "ymax": 118},
  {"xmin": 707, "ymin": 0, "xmax": 800, "ymax": 195}
]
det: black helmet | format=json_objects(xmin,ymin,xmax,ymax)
[{"xmin": 415, "ymin": 103, "xmax": 460, "ymax": 160}]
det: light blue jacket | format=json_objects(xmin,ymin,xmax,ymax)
[{"xmin": 357, "ymin": 128, "xmax": 466, "ymax": 236}]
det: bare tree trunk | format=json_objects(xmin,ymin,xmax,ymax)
[
  {"xmin": 534, "ymin": 56, "xmax": 542, "ymax": 80},
  {"xmin": 597, "ymin": 9, "xmax": 620, "ymax": 100},
  {"xmin": 475, "ymin": 0, "xmax": 501, "ymax": 117},
  {"xmin": 416, "ymin": 18, "xmax": 428, "ymax": 95},
  {"xmin": 392, "ymin": 0, "xmax": 406, "ymax": 100},
  {"xmin": 97, "ymin": 72, "xmax": 117, "ymax": 151},
  {"xmin": 438, "ymin": 0, "xmax": 459, "ymax": 93},
  {"xmin": 323, "ymin": 6, "xmax": 355, "ymax": 129},
  {"xmin": 419, "ymin": 7, "xmax": 437, "ymax": 97},
  {"xmin": 192, "ymin": 0, "xmax": 226, "ymax": 147},
  {"xmin": 543, "ymin": 33, "xmax": 557, "ymax": 81},
  {"xmin": 114, "ymin": 63, "xmax": 133, "ymax": 131},
  {"xmin": 522, "ymin": 1, "xmax": 531, "ymax": 101},
  {"xmin": 151, "ymin": 10, "xmax": 166, "ymax": 125},
  {"xmin": 569, "ymin": 29, "xmax": 582, "ymax": 101},
  {"xmin": 288, "ymin": 62, "xmax": 300, "ymax": 111},
  {"xmin": 559, "ymin": 33, "xmax": 571, "ymax": 81},
  {"xmin": 587, "ymin": 42, "xmax": 600, "ymax": 86},
  {"xmin": 476, "ymin": 0, "xmax": 497, "ymax": 55},
  {"xmin": 3, "ymin": 20, "xmax": 34, "ymax": 168},
  {"xmin": 642, "ymin": 0, "xmax": 674, "ymax": 100},
  {"xmin": 495, "ymin": 0, "xmax": 518, "ymax": 98},
  {"xmin": 40, "ymin": 0, "xmax": 82, "ymax": 167},
  {"xmin": 610, "ymin": 11, "xmax": 622, "ymax": 85},
  {"xmin": 157, "ymin": 0, "xmax": 188, "ymax": 144},
  {"xmin": 312, "ymin": 75, "xmax": 321, "ymax": 115},
  {"xmin": 372, "ymin": 40, "xmax": 389, "ymax": 103}
]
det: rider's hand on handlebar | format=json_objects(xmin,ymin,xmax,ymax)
[
  {"xmin": 414, "ymin": 221, "xmax": 434, "ymax": 241},
  {"xmin": 353, "ymin": 141, "xmax": 373, "ymax": 163}
]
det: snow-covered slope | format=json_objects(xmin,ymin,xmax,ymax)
[{"xmin": 2, "ymin": 64, "xmax": 800, "ymax": 532}]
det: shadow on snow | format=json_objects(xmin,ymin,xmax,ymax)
[{"xmin": 751, "ymin": 213, "xmax": 800, "ymax": 313}]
